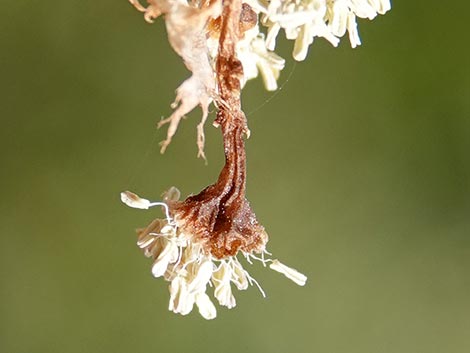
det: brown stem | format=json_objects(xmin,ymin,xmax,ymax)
[{"xmin": 173, "ymin": 0, "xmax": 268, "ymax": 259}]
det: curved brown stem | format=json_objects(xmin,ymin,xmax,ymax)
[{"xmin": 173, "ymin": 0, "xmax": 268, "ymax": 259}]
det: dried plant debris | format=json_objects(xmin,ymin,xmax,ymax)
[{"xmin": 123, "ymin": 0, "xmax": 390, "ymax": 319}]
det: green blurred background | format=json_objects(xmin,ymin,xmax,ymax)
[{"xmin": 1, "ymin": 1, "xmax": 469, "ymax": 353}]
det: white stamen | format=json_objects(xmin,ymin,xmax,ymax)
[
  {"xmin": 121, "ymin": 191, "xmax": 151, "ymax": 209},
  {"xmin": 269, "ymin": 259, "xmax": 307, "ymax": 286},
  {"xmin": 121, "ymin": 190, "xmax": 174, "ymax": 224},
  {"xmin": 136, "ymin": 234, "xmax": 155, "ymax": 248},
  {"xmin": 195, "ymin": 292, "xmax": 217, "ymax": 320},
  {"xmin": 188, "ymin": 260, "xmax": 213, "ymax": 294},
  {"xmin": 148, "ymin": 202, "xmax": 173, "ymax": 224},
  {"xmin": 246, "ymin": 273, "xmax": 266, "ymax": 298}
]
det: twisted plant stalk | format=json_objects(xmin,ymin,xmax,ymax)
[{"xmin": 173, "ymin": 0, "xmax": 268, "ymax": 259}]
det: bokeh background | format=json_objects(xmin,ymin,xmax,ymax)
[{"xmin": 1, "ymin": 1, "xmax": 469, "ymax": 353}]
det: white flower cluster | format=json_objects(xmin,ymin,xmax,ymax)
[
  {"xmin": 250, "ymin": 0, "xmax": 391, "ymax": 61},
  {"xmin": 121, "ymin": 189, "xmax": 307, "ymax": 319},
  {"xmin": 129, "ymin": 0, "xmax": 390, "ymax": 155},
  {"xmin": 236, "ymin": 27, "xmax": 286, "ymax": 91}
]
